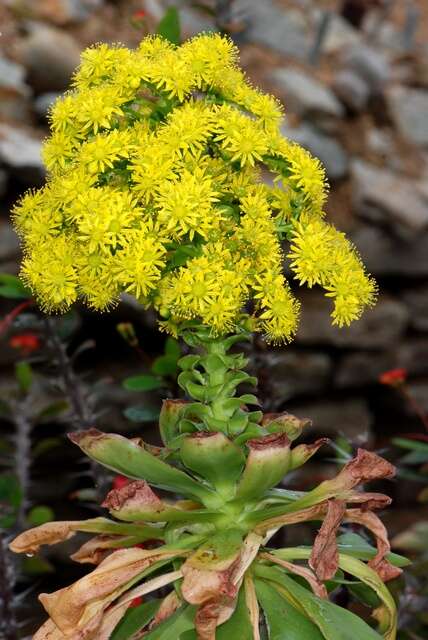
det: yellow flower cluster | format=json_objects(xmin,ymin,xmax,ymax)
[{"xmin": 13, "ymin": 33, "xmax": 376, "ymax": 342}]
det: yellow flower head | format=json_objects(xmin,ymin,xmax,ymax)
[{"xmin": 14, "ymin": 33, "xmax": 376, "ymax": 343}]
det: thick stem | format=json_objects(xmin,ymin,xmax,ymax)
[{"xmin": 0, "ymin": 534, "xmax": 19, "ymax": 640}]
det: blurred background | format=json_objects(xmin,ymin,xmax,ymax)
[{"xmin": 1, "ymin": 0, "xmax": 428, "ymax": 636}]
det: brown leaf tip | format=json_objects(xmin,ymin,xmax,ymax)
[
  {"xmin": 247, "ymin": 432, "xmax": 290, "ymax": 450},
  {"xmin": 68, "ymin": 428, "xmax": 103, "ymax": 445}
]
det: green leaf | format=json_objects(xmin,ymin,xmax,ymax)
[
  {"xmin": 216, "ymin": 586, "xmax": 253, "ymax": 639},
  {"xmin": 256, "ymin": 579, "xmax": 324, "ymax": 640},
  {"xmin": 15, "ymin": 361, "xmax": 33, "ymax": 392},
  {"xmin": 0, "ymin": 474, "xmax": 22, "ymax": 528},
  {"xmin": 152, "ymin": 355, "xmax": 178, "ymax": 376},
  {"xmin": 177, "ymin": 355, "xmax": 200, "ymax": 371},
  {"xmin": 71, "ymin": 430, "xmax": 215, "ymax": 503},
  {"xmin": 32, "ymin": 437, "xmax": 62, "ymax": 458},
  {"xmin": 22, "ymin": 555, "xmax": 54, "ymax": 575},
  {"xmin": 144, "ymin": 605, "xmax": 196, "ymax": 639},
  {"xmin": 124, "ymin": 406, "xmax": 160, "ymax": 423},
  {"xmin": 27, "ymin": 505, "xmax": 55, "ymax": 526},
  {"xmin": 348, "ymin": 583, "xmax": 381, "ymax": 608},
  {"xmin": 0, "ymin": 274, "xmax": 30, "ymax": 299},
  {"xmin": 111, "ymin": 599, "xmax": 160, "ymax": 640},
  {"xmin": 165, "ymin": 337, "xmax": 181, "ymax": 359},
  {"xmin": 123, "ymin": 375, "xmax": 164, "ymax": 391},
  {"xmin": 156, "ymin": 7, "xmax": 181, "ymax": 45},
  {"xmin": 255, "ymin": 565, "xmax": 383, "ymax": 640},
  {"xmin": 37, "ymin": 400, "xmax": 69, "ymax": 420},
  {"xmin": 392, "ymin": 437, "xmax": 428, "ymax": 452}
]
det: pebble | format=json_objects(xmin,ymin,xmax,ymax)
[
  {"xmin": 271, "ymin": 67, "xmax": 344, "ymax": 126},
  {"xmin": 386, "ymin": 85, "xmax": 428, "ymax": 148},
  {"xmin": 332, "ymin": 69, "xmax": 370, "ymax": 112},
  {"xmin": 282, "ymin": 123, "xmax": 349, "ymax": 181},
  {"xmin": 351, "ymin": 159, "xmax": 428, "ymax": 238},
  {"xmin": 296, "ymin": 292, "xmax": 409, "ymax": 349},
  {"xmin": 18, "ymin": 22, "xmax": 81, "ymax": 92}
]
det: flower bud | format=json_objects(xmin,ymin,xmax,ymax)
[
  {"xmin": 235, "ymin": 433, "xmax": 291, "ymax": 500},
  {"xmin": 180, "ymin": 432, "xmax": 245, "ymax": 496},
  {"xmin": 262, "ymin": 412, "xmax": 311, "ymax": 441},
  {"xmin": 159, "ymin": 399, "xmax": 189, "ymax": 446}
]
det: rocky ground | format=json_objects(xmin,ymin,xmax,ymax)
[{"xmin": 1, "ymin": 0, "xmax": 428, "ymax": 449}]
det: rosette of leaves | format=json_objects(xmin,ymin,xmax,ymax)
[{"xmin": 10, "ymin": 331, "xmax": 407, "ymax": 640}]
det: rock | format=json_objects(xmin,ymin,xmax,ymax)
[
  {"xmin": 33, "ymin": 92, "xmax": 60, "ymax": 119},
  {"xmin": 0, "ymin": 221, "xmax": 20, "ymax": 264},
  {"xmin": 365, "ymin": 128, "xmax": 395, "ymax": 160},
  {"xmin": 319, "ymin": 13, "xmax": 362, "ymax": 54},
  {"xmin": 256, "ymin": 350, "xmax": 332, "ymax": 406},
  {"xmin": 0, "ymin": 55, "xmax": 32, "ymax": 121},
  {"xmin": 8, "ymin": 0, "xmax": 103, "ymax": 25},
  {"xmin": 351, "ymin": 224, "xmax": 428, "ymax": 277},
  {"xmin": 271, "ymin": 68, "xmax": 344, "ymax": 126},
  {"xmin": 386, "ymin": 85, "xmax": 428, "ymax": 148},
  {"xmin": 0, "ymin": 123, "xmax": 44, "ymax": 183},
  {"xmin": 402, "ymin": 286, "xmax": 428, "ymax": 332},
  {"xmin": 296, "ymin": 292, "xmax": 409, "ymax": 349},
  {"xmin": 332, "ymin": 69, "xmax": 370, "ymax": 112},
  {"xmin": 335, "ymin": 352, "xmax": 395, "ymax": 388},
  {"xmin": 351, "ymin": 160, "xmax": 428, "ymax": 238},
  {"xmin": 0, "ymin": 170, "xmax": 7, "ymax": 198},
  {"xmin": 18, "ymin": 23, "xmax": 81, "ymax": 92},
  {"xmin": 287, "ymin": 398, "xmax": 371, "ymax": 443},
  {"xmin": 282, "ymin": 123, "xmax": 348, "ymax": 180},
  {"xmin": 341, "ymin": 44, "xmax": 390, "ymax": 94},
  {"xmin": 396, "ymin": 340, "xmax": 428, "ymax": 378},
  {"xmin": 238, "ymin": 1, "xmax": 310, "ymax": 60}
]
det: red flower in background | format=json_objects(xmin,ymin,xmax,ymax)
[
  {"xmin": 133, "ymin": 10, "xmax": 146, "ymax": 19},
  {"xmin": 9, "ymin": 332, "xmax": 40, "ymax": 354},
  {"xmin": 379, "ymin": 368, "xmax": 407, "ymax": 387}
]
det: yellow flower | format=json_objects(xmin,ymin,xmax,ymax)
[{"xmin": 14, "ymin": 32, "xmax": 376, "ymax": 340}]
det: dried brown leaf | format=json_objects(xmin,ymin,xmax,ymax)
[{"xmin": 310, "ymin": 500, "xmax": 346, "ymax": 581}]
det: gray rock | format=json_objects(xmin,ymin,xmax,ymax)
[
  {"xmin": 335, "ymin": 352, "xmax": 395, "ymax": 388},
  {"xmin": 296, "ymin": 292, "xmax": 408, "ymax": 349},
  {"xmin": 0, "ymin": 123, "xmax": 44, "ymax": 181},
  {"xmin": 319, "ymin": 13, "xmax": 362, "ymax": 54},
  {"xmin": 365, "ymin": 128, "xmax": 395, "ymax": 159},
  {"xmin": 351, "ymin": 224, "xmax": 428, "ymax": 277},
  {"xmin": 396, "ymin": 340, "xmax": 428, "ymax": 377},
  {"xmin": 282, "ymin": 123, "xmax": 348, "ymax": 180},
  {"xmin": 341, "ymin": 44, "xmax": 390, "ymax": 94},
  {"xmin": 237, "ymin": 1, "xmax": 310, "ymax": 60},
  {"xmin": 287, "ymin": 398, "xmax": 371, "ymax": 443},
  {"xmin": 271, "ymin": 68, "xmax": 344, "ymax": 126},
  {"xmin": 7, "ymin": 0, "xmax": 102, "ymax": 24},
  {"xmin": 0, "ymin": 170, "xmax": 7, "ymax": 198},
  {"xmin": 402, "ymin": 286, "xmax": 428, "ymax": 332},
  {"xmin": 33, "ymin": 92, "xmax": 61, "ymax": 119},
  {"xmin": 0, "ymin": 221, "xmax": 20, "ymax": 264},
  {"xmin": 386, "ymin": 85, "xmax": 428, "ymax": 148},
  {"xmin": 256, "ymin": 350, "xmax": 331, "ymax": 406},
  {"xmin": 351, "ymin": 159, "xmax": 428, "ymax": 238},
  {"xmin": 18, "ymin": 23, "xmax": 81, "ymax": 92},
  {"xmin": 0, "ymin": 55, "xmax": 32, "ymax": 121},
  {"xmin": 332, "ymin": 69, "xmax": 370, "ymax": 112}
]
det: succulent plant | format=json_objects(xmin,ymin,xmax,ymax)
[
  {"xmin": 9, "ymin": 32, "xmax": 401, "ymax": 640},
  {"xmin": 10, "ymin": 329, "xmax": 407, "ymax": 640}
]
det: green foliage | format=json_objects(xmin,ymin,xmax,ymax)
[
  {"xmin": 0, "ymin": 274, "xmax": 30, "ymax": 299},
  {"xmin": 156, "ymin": 6, "xmax": 181, "ymax": 45}
]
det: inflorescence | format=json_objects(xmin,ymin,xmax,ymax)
[{"xmin": 13, "ymin": 34, "xmax": 377, "ymax": 343}]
